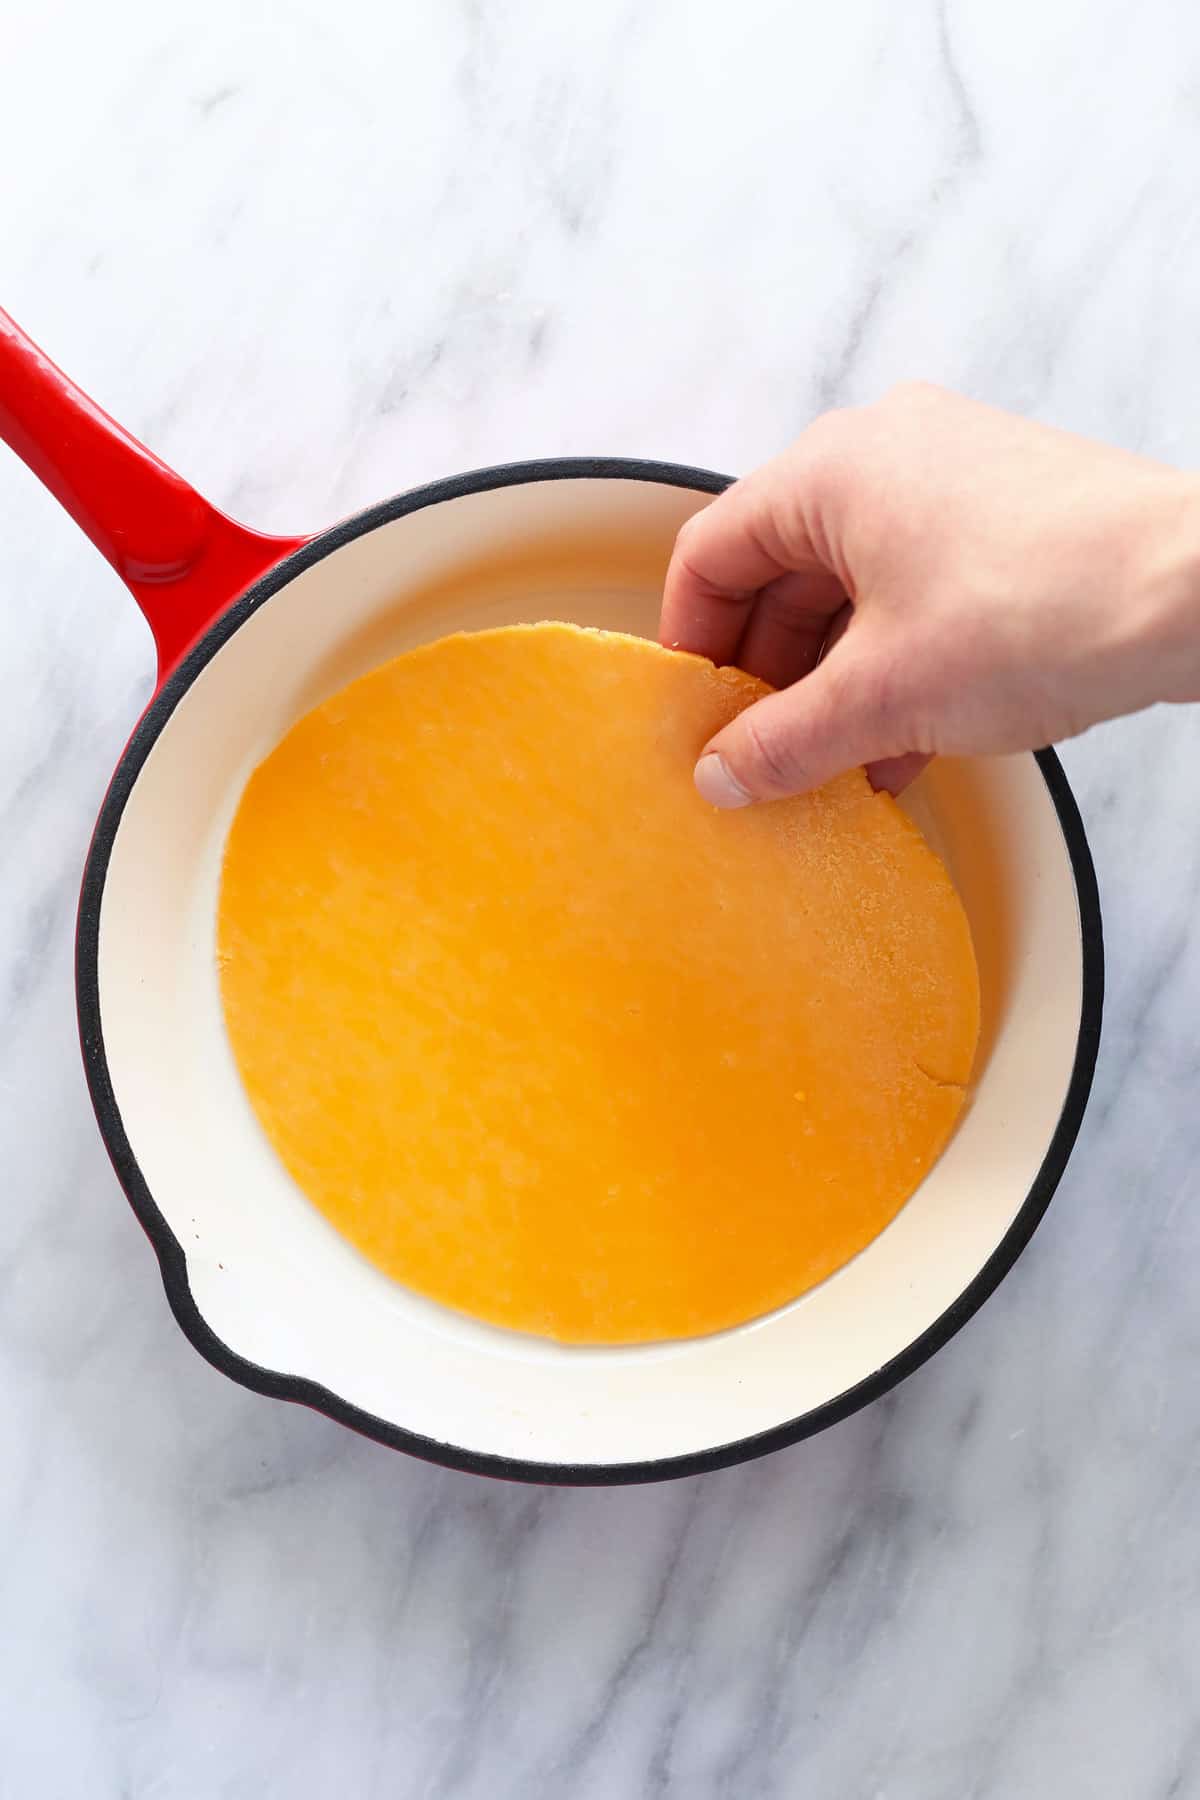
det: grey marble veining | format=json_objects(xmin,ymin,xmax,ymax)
[{"xmin": 3, "ymin": 2, "xmax": 1200, "ymax": 1795}]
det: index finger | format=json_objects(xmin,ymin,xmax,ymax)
[{"xmin": 659, "ymin": 453, "xmax": 835, "ymax": 667}]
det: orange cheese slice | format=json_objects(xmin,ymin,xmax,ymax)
[{"xmin": 217, "ymin": 623, "xmax": 979, "ymax": 1344}]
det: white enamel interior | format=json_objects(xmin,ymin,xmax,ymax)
[{"xmin": 96, "ymin": 477, "xmax": 1086, "ymax": 1469}]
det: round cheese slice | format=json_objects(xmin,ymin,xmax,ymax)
[{"xmin": 217, "ymin": 623, "xmax": 979, "ymax": 1344}]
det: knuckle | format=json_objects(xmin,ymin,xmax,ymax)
[
  {"xmin": 738, "ymin": 709, "xmax": 800, "ymax": 796},
  {"xmin": 789, "ymin": 411, "xmax": 858, "ymax": 553},
  {"xmin": 674, "ymin": 506, "xmax": 706, "ymax": 546},
  {"xmin": 671, "ymin": 508, "xmax": 708, "ymax": 565},
  {"xmin": 804, "ymin": 404, "xmax": 854, "ymax": 447},
  {"xmin": 882, "ymin": 378, "xmax": 943, "ymax": 409},
  {"xmin": 855, "ymin": 651, "xmax": 919, "ymax": 755},
  {"xmin": 802, "ymin": 405, "xmax": 857, "ymax": 476}
]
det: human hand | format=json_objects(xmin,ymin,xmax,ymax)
[{"xmin": 661, "ymin": 384, "xmax": 1200, "ymax": 803}]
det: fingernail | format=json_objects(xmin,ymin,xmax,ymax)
[{"xmin": 694, "ymin": 753, "xmax": 752, "ymax": 809}]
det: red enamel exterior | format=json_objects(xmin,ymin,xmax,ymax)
[{"xmin": 0, "ymin": 308, "xmax": 307, "ymax": 684}]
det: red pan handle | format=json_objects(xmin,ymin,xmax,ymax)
[{"xmin": 0, "ymin": 307, "xmax": 308, "ymax": 684}]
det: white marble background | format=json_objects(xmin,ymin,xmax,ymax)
[{"xmin": 2, "ymin": 1, "xmax": 1200, "ymax": 1794}]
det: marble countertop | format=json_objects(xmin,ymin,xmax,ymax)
[{"xmin": 3, "ymin": 2, "xmax": 1200, "ymax": 1794}]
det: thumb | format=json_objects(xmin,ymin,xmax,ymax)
[{"xmin": 694, "ymin": 645, "xmax": 911, "ymax": 805}]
